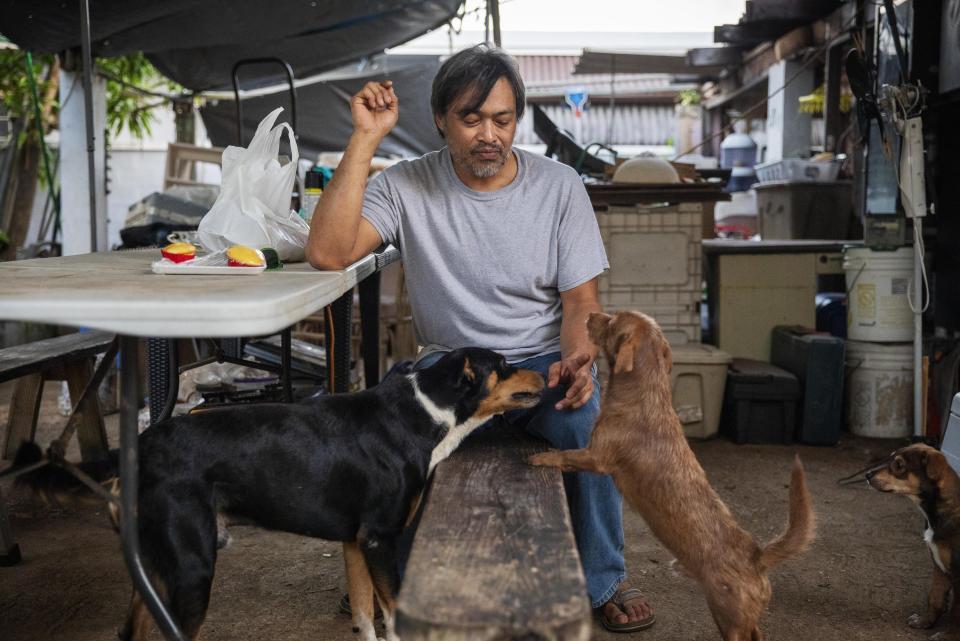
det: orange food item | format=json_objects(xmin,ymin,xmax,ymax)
[
  {"xmin": 161, "ymin": 242, "xmax": 196, "ymax": 263},
  {"xmin": 226, "ymin": 245, "xmax": 265, "ymax": 267}
]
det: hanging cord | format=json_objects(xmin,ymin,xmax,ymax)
[{"xmin": 907, "ymin": 216, "xmax": 930, "ymax": 314}]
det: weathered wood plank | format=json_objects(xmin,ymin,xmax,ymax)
[
  {"xmin": 397, "ymin": 426, "xmax": 590, "ymax": 641},
  {"xmin": 64, "ymin": 358, "xmax": 109, "ymax": 462},
  {"xmin": 2, "ymin": 372, "xmax": 43, "ymax": 459},
  {"xmin": 0, "ymin": 330, "xmax": 115, "ymax": 383}
]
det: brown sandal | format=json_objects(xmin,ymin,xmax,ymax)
[{"xmin": 597, "ymin": 588, "xmax": 656, "ymax": 633}]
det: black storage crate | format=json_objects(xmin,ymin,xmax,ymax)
[
  {"xmin": 722, "ymin": 358, "xmax": 800, "ymax": 444},
  {"xmin": 770, "ymin": 325, "xmax": 845, "ymax": 445}
]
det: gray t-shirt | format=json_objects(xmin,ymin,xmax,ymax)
[{"xmin": 362, "ymin": 147, "xmax": 608, "ymax": 363}]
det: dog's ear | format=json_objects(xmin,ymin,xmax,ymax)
[
  {"xmin": 613, "ymin": 336, "xmax": 638, "ymax": 373},
  {"xmin": 460, "ymin": 357, "xmax": 476, "ymax": 386},
  {"xmin": 661, "ymin": 341, "xmax": 672, "ymax": 373},
  {"xmin": 923, "ymin": 449, "xmax": 951, "ymax": 483},
  {"xmin": 587, "ymin": 312, "xmax": 613, "ymax": 345}
]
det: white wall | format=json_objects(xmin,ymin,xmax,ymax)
[{"xmin": 26, "ymin": 103, "xmax": 220, "ymax": 252}]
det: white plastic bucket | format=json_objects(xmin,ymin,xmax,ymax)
[
  {"xmin": 844, "ymin": 339, "xmax": 913, "ymax": 438},
  {"xmin": 843, "ymin": 246, "xmax": 914, "ymax": 342}
]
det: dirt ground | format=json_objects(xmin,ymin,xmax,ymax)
[{"xmin": 0, "ymin": 379, "xmax": 939, "ymax": 641}]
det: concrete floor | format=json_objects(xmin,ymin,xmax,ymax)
[{"xmin": 0, "ymin": 380, "xmax": 937, "ymax": 641}]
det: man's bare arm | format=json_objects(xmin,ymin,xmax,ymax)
[{"xmin": 306, "ymin": 81, "xmax": 398, "ymax": 270}]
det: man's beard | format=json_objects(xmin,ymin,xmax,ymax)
[{"xmin": 451, "ymin": 143, "xmax": 509, "ymax": 178}]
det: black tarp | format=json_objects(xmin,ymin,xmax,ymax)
[
  {"xmin": 200, "ymin": 54, "xmax": 444, "ymax": 158},
  {"xmin": 0, "ymin": 0, "xmax": 462, "ymax": 90}
]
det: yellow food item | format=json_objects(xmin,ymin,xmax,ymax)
[
  {"xmin": 161, "ymin": 242, "xmax": 196, "ymax": 263},
  {"xmin": 226, "ymin": 245, "xmax": 266, "ymax": 267}
]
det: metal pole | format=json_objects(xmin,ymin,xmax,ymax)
[
  {"xmin": 490, "ymin": 0, "xmax": 502, "ymax": 47},
  {"xmin": 484, "ymin": 0, "xmax": 490, "ymax": 44},
  {"xmin": 119, "ymin": 336, "xmax": 187, "ymax": 641},
  {"xmin": 79, "ymin": 0, "xmax": 99, "ymax": 252},
  {"xmin": 914, "ymin": 218, "xmax": 923, "ymax": 438}
]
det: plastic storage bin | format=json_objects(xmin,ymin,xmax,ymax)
[
  {"xmin": 755, "ymin": 180, "xmax": 854, "ymax": 240},
  {"xmin": 671, "ymin": 343, "xmax": 732, "ymax": 439},
  {"xmin": 722, "ymin": 358, "xmax": 800, "ymax": 444},
  {"xmin": 770, "ymin": 325, "xmax": 845, "ymax": 445},
  {"xmin": 596, "ymin": 201, "xmax": 704, "ymax": 344}
]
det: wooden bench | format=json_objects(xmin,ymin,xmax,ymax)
[
  {"xmin": 397, "ymin": 425, "xmax": 591, "ymax": 641},
  {"xmin": 0, "ymin": 329, "xmax": 116, "ymax": 565}
]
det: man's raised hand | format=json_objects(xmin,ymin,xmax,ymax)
[{"xmin": 351, "ymin": 80, "xmax": 399, "ymax": 140}]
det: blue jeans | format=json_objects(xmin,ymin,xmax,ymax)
[{"xmin": 411, "ymin": 351, "xmax": 625, "ymax": 609}]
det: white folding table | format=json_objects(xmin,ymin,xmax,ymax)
[{"xmin": 0, "ymin": 246, "xmax": 399, "ymax": 640}]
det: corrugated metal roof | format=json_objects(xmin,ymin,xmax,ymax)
[
  {"xmin": 516, "ymin": 102, "xmax": 676, "ymax": 146},
  {"xmin": 516, "ymin": 54, "xmax": 687, "ymax": 98}
]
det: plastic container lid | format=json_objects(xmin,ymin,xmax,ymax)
[
  {"xmin": 671, "ymin": 343, "xmax": 732, "ymax": 365},
  {"xmin": 720, "ymin": 132, "xmax": 757, "ymax": 151}
]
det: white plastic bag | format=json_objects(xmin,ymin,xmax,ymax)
[{"xmin": 198, "ymin": 107, "xmax": 310, "ymax": 261}]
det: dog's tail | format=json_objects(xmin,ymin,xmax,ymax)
[
  {"xmin": 9, "ymin": 442, "xmax": 119, "ymax": 512},
  {"xmin": 760, "ymin": 455, "xmax": 815, "ymax": 569}
]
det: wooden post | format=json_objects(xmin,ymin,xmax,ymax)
[
  {"xmin": 64, "ymin": 358, "xmax": 109, "ymax": 462},
  {"xmin": 823, "ymin": 43, "xmax": 844, "ymax": 152},
  {"xmin": 0, "ymin": 484, "xmax": 21, "ymax": 566},
  {"xmin": 1, "ymin": 372, "xmax": 43, "ymax": 459}
]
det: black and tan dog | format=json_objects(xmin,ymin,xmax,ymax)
[
  {"xmin": 15, "ymin": 347, "xmax": 544, "ymax": 641},
  {"xmin": 867, "ymin": 443, "xmax": 960, "ymax": 641}
]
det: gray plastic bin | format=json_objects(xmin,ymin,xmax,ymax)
[{"xmin": 756, "ymin": 180, "xmax": 854, "ymax": 240}]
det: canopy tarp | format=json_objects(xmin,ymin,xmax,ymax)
[
  {"xmin": 200, "ymin": 54, "xmax": 444, "ymax": 158},
  {"xmin": 0, "ymin": 0, "xmax": 462, "ymax": 90}
]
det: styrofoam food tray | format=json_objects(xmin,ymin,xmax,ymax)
[{"xmin": 152, "ymin": 249, "xmax": 266, "ymax": 275}]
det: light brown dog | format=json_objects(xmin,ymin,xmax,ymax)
[{"xmin": 529, "ymin": 310, "xmax": 815, "ymax": 641}]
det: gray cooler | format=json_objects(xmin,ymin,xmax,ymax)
[{"xmin": 943, "ymin": 393, "xmax": 960, "ymax": 476}]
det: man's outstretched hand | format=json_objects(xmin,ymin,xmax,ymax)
[{"xmin": 547, "ymin": 352, "xmax": 595, "ymax": 410}]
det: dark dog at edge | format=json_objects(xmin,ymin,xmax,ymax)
[
  {"xmin": 530, "ymin": 311, "xmax": 815, "ymax": 641},
  {"xmin": 867, "ymin": 443, "xmax": 960, "ymax": 641},
  {"xmin": 14, "ymin": 347, "xmax": 544, "ymax": 641}
]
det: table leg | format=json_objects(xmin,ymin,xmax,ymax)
[
  {"xmin": 281, "ymin": 327, "xmax": 293, "ymax": 402},
  {"xmin": 147, "ymin": 339, "xmax": 170, "ymax": 426},
  {"xmin": 119, "ymin": 336, "xmax": 186, "ymax": 641},
  {"xmin": 358, "ymin": 270, "xmax": 381, "ymax": 388},
  {"xmin": 324, "ymin": 289, "xmax": 353, "ymax": 394}
]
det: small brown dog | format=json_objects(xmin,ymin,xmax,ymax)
[
  {"xmin": 866, "ymin": 443, "xmax": 960, "ymax": 641},
  {"xmin": 529, "ymin": 311, "xmax": 815, "ymax": 641}
]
